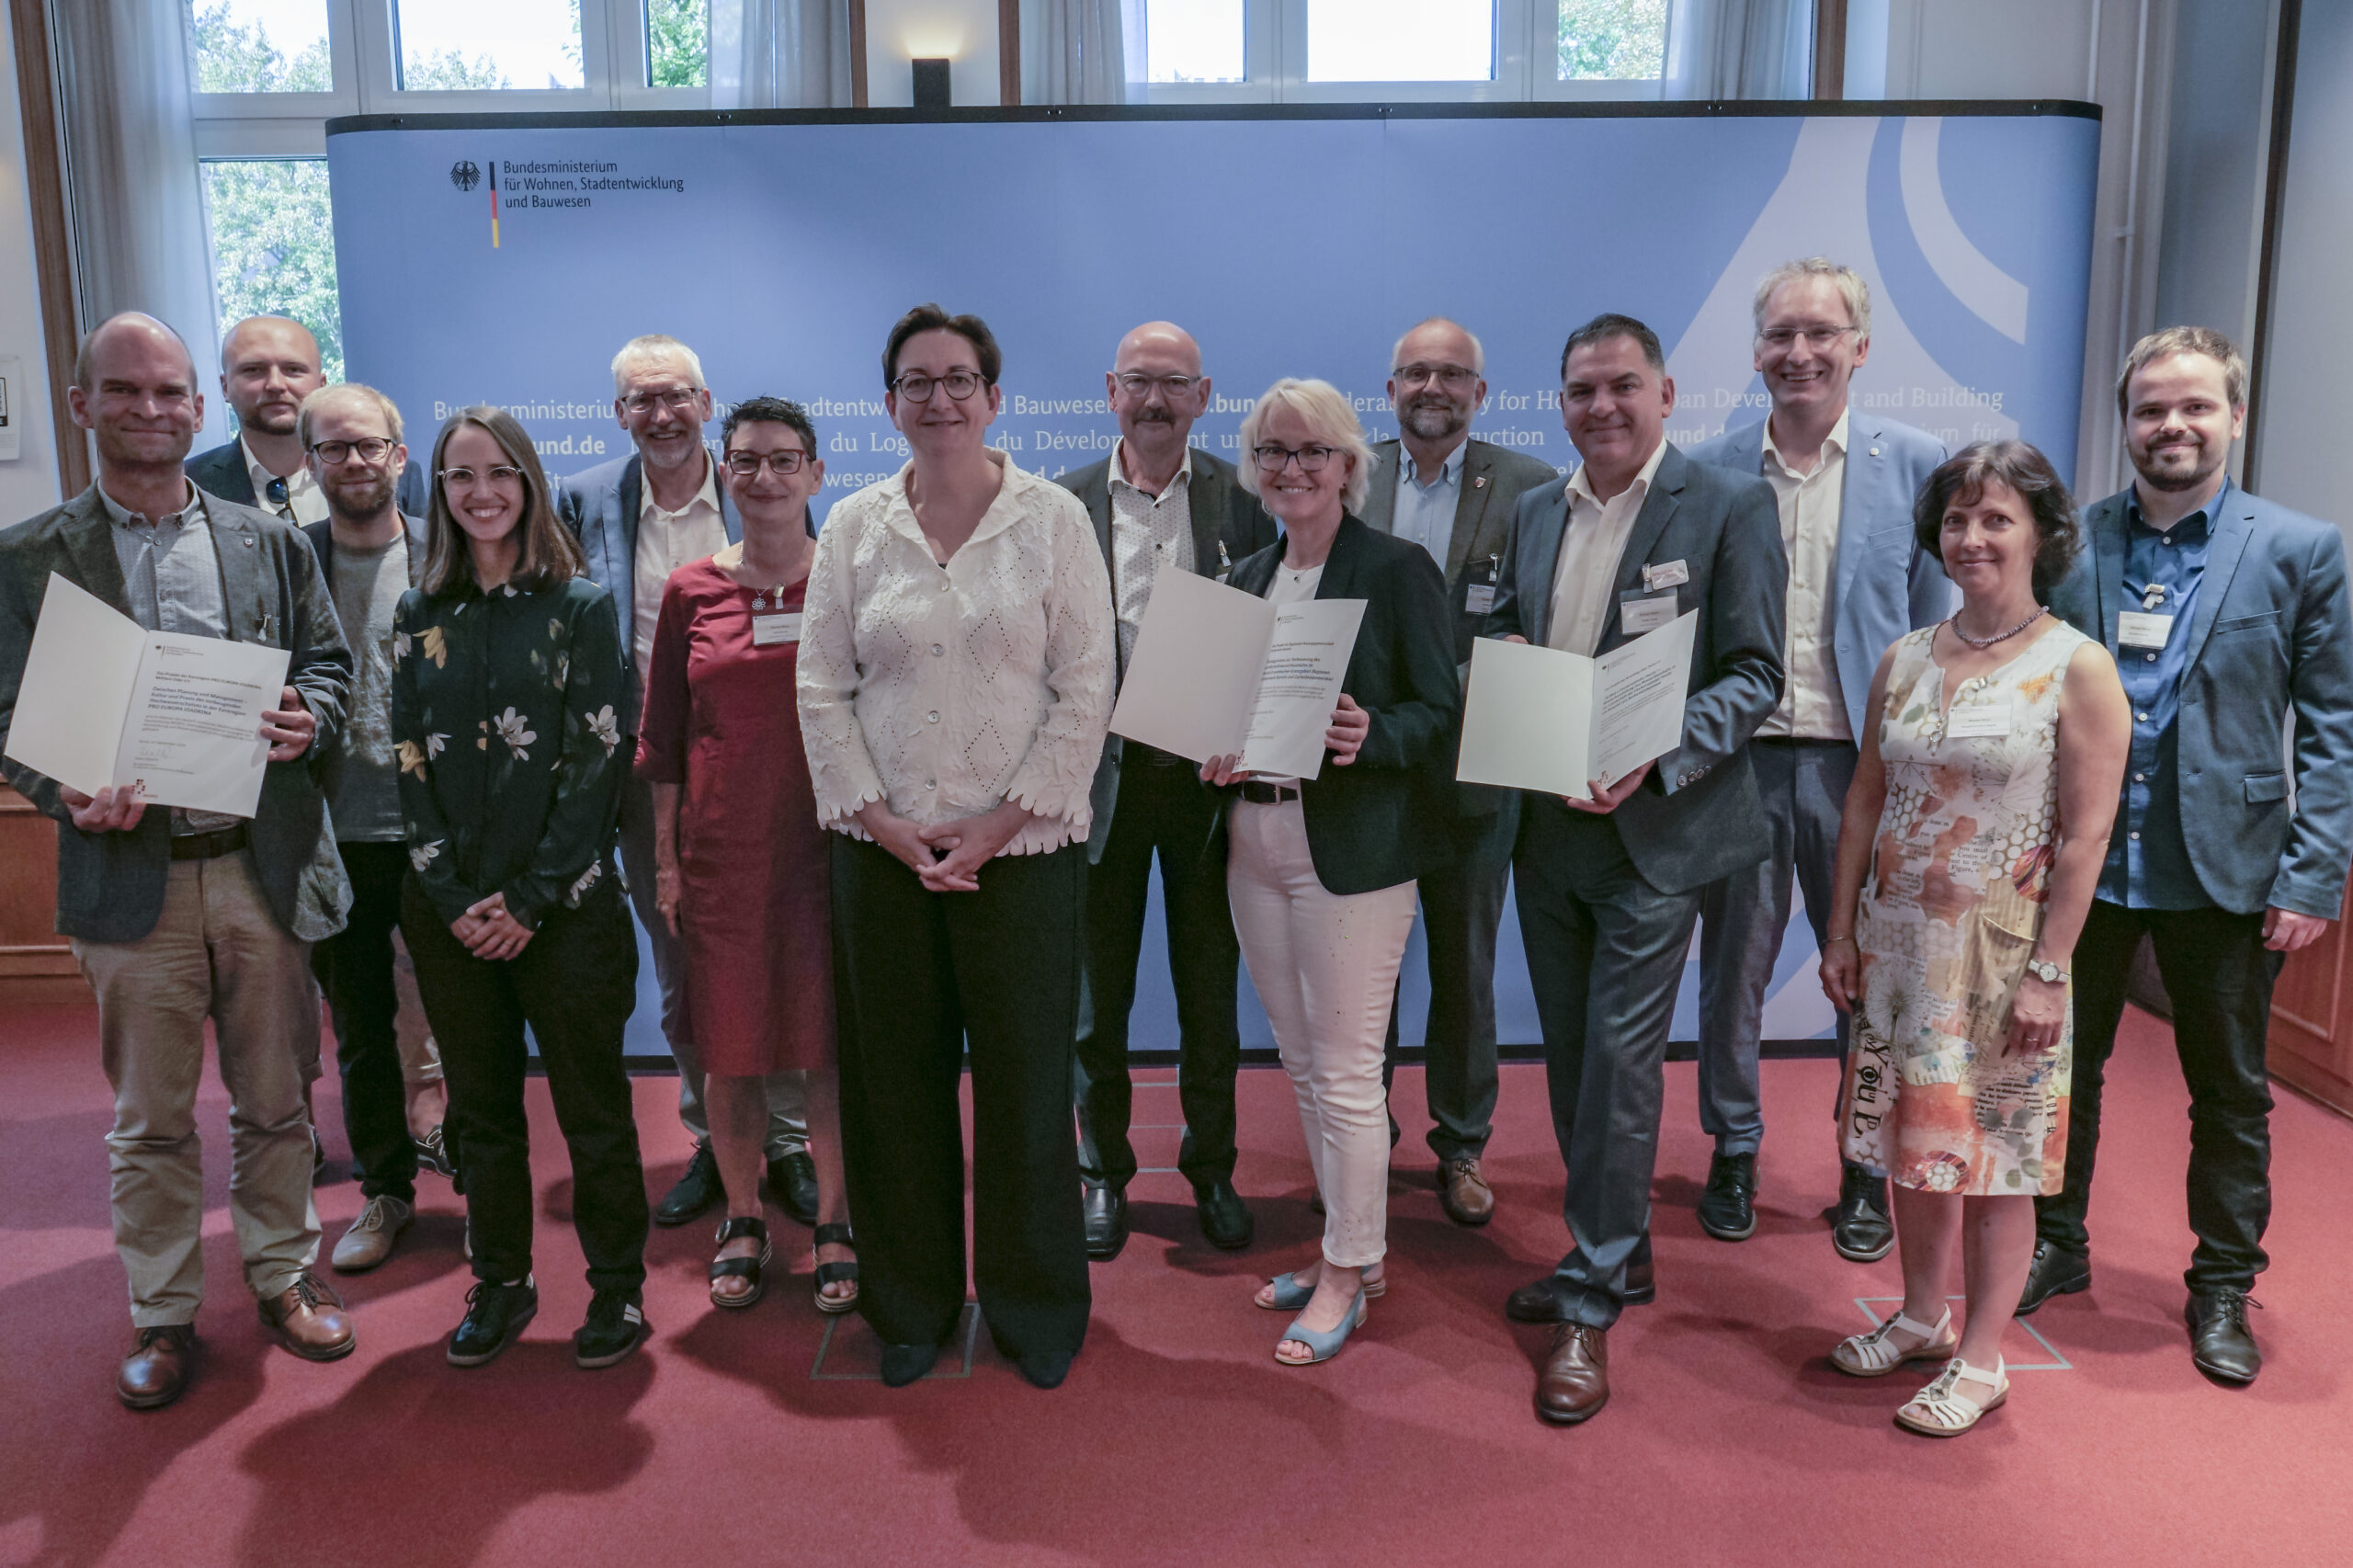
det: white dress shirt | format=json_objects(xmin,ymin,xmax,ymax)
[
  {"xmin": 244, "ymin": 436, "xmax": 327, "ymax": 524},
  {"xmin": 1756, "ymin": 410, "xmax": 1851, "ymax": 741},
  {"xmin": 797, "ymin": 454, "xmax": 1116, "ymax": 858},
  {"xmin": 1546, "ymin": 437, "xmax": 1671, "ymax": 657},
  {"xmin": 1107, "ymin": 438, "xmax": 1195, "ymax": 671},
  {"xmin": 631, "ymin": 457, "xmax": 728, "ymax": 680},
  {"xmin": 1389, "ymin": 440, "xmax": 1464, "ymax": 570}
]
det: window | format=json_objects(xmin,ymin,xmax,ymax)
[
  {"xmin": 1557, "ymin": 0, "xmax": 1666, "ymax": 82},
  {"xmin": 201, "ymin": 159, "xmax": 345, "ymax": 381},
  {"xmin": 1144, "ymin": 0, "xmax": 1246, "ymax": 85},
  {"xmin": 394, "ymin": 0, "xmax": 585, "ymax": 91},
  {"xmin": 645, "ymin": 0, "xmax": 709, "ymax": 87},
  {"xmin": 188, "ymin": 0, "xmax": 333, "ymax": 92},
  {"xmin": 1308, "ymin": 1, "xmax": 1494, "ymax": 84}
]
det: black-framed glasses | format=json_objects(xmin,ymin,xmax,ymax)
[
  {"xmin": 1252, "ymin": 443, "xmax": 1337, "ymax": 474},
  {"xmin": 892, "ymin": 370, "xmax": 986, "ymax": 403},
  {"xmin": 438, "ymin": 464, "xmax": 526, "ymax": 488},
  {"xmin": 620, "ymin": 386, "xmax": 702, "ymax": 415},
  {"xmin": 1112, "ymin": 372, "xmax": 1199, "ymax": 399},
  {"xmin": 1392, "ymin": 363, "xmax": 1478, "ymax": 390},
  {"xmin": 723, "ymin": 449, "xmax": 814, "ymax": 477},
  {"xmin": 309, "ymin": 437, "xmax": 395, "ymax": 466},
  {"xmin": 1756, "ymin": 325, "xmax": 1859, "ymax": 350}
]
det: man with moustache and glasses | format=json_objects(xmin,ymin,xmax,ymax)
[
  {"xmin": 2024, "ymin": 326, "xmax": 2353, "ymax": 1387},
  {"xmin": 1359, "ymin": 317, "xmax": 1559, "ymax": 1226}
]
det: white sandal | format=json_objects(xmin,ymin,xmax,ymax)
[
  {"xmin": 1831, "ymin": 1305, "xmax": 1959, "ymax": 1377},
  {"xmin": 1895, "ymin": 1356, "xmax": 2009, "ymax": 1437}
]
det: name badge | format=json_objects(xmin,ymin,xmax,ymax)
[
  {"xmin": 1642, "ymin": 560, "xmax": 1689, "ymax": 591},
  {"xmin": 751, "ymin": 612, "xmax": 802, "ymax": 646},
  {"xmin": 1620, "ymin": 587, "xmax": 1678, "ymax": 636},
  {"xmin": 2117, "ymin": 610, "xmax": 2174, "ymax": 649},
  {"xmin": 1944, "ymin": 702, "xmax": 2010, "ymax": 739},
  {"xmin": 1464, "ymin": 584, "xmax": 1496, "ymax": 616}
]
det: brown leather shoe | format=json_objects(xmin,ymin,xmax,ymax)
[
  {"xmin": 1536, "ymin": 1323, "xmax": 1610, "ymax": 1426},
  {"xmin": 118, "ymin": 1324, "xmax": 197, "ymax": 1410},
  {"xmin": 258, "ymin": 1272, "xmax": 357, "ymax": 1361},
  {"xmin": 1437, "ymin": 1157, "xmax": 1495, "ymax": 1226}
]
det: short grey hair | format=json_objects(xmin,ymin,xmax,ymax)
[
  {"xmin": 1390, "ymin": 316, "xmax": 1485, "ymax": 375},
  {"xmin": 1752, "ymin": 257, "xmax": 1871, "ymax": 340},
  {"xmin": 610, "ymin": 334, "xmax": 706, "ymax": 393},
  {"xmin": 298, "ymin": 382, "xmax": 404, "ymax": 449},
  {"xmin": 1235, "ymin": 378, "xmax": 1374, "ymax": 516},
  {"xmin": 2117, "ymin": 325, "xmax": 2248, "ymax": 417}
]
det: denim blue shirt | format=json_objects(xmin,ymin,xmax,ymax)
[
  {"xmin": 1390, "ymin": 440, "xmax": 1464, "ymax": 570},
  {"xmin": 2097, "ymin": 477, "xmax": 2229, "ymax": 909}
]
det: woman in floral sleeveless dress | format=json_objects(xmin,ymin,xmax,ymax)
[{"xmin": 1819, "ymin": 442, "xmax": 2129, "ymax": 1437}]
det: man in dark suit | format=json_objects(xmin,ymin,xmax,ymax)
[
  {"xmin": 1485, "ymin": 314, "xmax": 1785, "ymax": 1425},
  {"xmin": 555, "ymin": 335, "xmax": 812, "ymax": 1233},
  {"xmin": 184, "ymin": 315, "xmax": 426, "ymax": 519},
  {"xmin": 1686, "ymin": 260, "xmax": 1950, "ymax": 1258},
  {"xmin": 0, "ymin": 312, "xmax": 358, "ymax": 1408},
  {"xmin": 1359, "ymin": 315, "xmax": 1560, "ymax": 1227},
  {"xmin": 2024, "ymin": 326, "xmax": 2353, "ymax": 1386},
  {"xmin": 1059, "ymin": 321, "xmax": 1277, "ymax": 1257}
]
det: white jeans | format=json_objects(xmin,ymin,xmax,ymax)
[{"xmin": 1227, "ymin": 800, "xmax": 1417, "ymax": 1269}]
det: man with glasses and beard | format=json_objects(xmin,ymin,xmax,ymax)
[{"xmin": 1358, "ymin": 317, "xmax": 1558, "ymax": 1227}]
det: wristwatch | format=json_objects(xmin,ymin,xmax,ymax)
[{"xmin": 2026, "ymin": 958, "xmax": 2068, "ymax": 984}]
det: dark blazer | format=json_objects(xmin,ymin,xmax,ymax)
[
  {"xmin": 303, "ymin": 512, "xmax": 428, "ymax": 821},
  {"xmin": 1483, "ymin": 442, "xmax": 1787, "ymax": 896},
  {"xmin": 1220, "ymin": 515, "xmax": 1461, "ymax": 896},
  {"xmin": 1058, "ymin": 447, "xmax": 1279, "ymax": 861},
  {"xmin": 1359, "ymin": 437, "xmax": 1563, "ymax": 665},
  {"xmin": 554, "ymin": 451, "xmax": 742, "ymax": 688},
  {"xmin": 188, "ymin": 437, "xmax": 429, "ymax": 519},
  {"xmin": 0, "ymin": 484, "xmax": 355, "ymax": 943},
  {"xmin": 2049, "ymin": 483, "xmax": 2353, "ymax": 918}
]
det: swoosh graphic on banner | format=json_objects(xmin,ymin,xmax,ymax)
[{"xmin": 1900, "ymin": 118, "xmax": 2028, "ymax": 344}]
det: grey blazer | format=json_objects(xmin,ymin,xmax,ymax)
[
  {"xmin": 188, "ymin": 437, "xmax": 429, "ymax": 519},
  {"xmin": 2049, "ymin": 483, "xmax": 2353, "ymax": 918},
  {"xmin": 554, "ymin": 451, "xmax": 742, "ymax": 689},
  {"xmin": 1483, "ymin": 443, "xmax": 1788, "ymax": 895},
  {"xmin": 1057, "ymin": 448, "xmax": 1278, "ymax": 861},
  {"xmin": 0, "ymin": 485, "xmax": 355, "ymax": 943}
]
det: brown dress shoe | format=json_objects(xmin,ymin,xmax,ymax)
[
  {"xmin": 1437, "ymin": 1157, "xmax": 1495, "ymax": 1226},
  {"xmin": 1536, "ymin": 1323, "xmax": 1610, "ymax": 1426},
  {"xmin": 258, "ymin": 1272, "xmax": 357, "ymax": 1361},
  {"xmin": 118, "ymin": 1324, "xmax": 197, "ymax": 1410}
]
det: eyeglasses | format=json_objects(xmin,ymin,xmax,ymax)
[
  {"xmin": 892, "ymin": 370, "xmax": 985, "ymax": 403},
  {"xmin": 438, "ymin": 465, "xmax": 526, "ymax": 489},
  {"xmin": 1756, "ymin": 325, "xmax": 1859, "ymax": 350},
  {"xmin": 309, "ymin": 437, "xmax": 395, "ymax": 466},
  {"xmin": 1252, "ymin": 443, "xmax": 1338, "ymax": 474},
  {"xmin": 1392, "ymin": 363, "xmax": 1478, "ymax": 390},
  {"xmin": 723, "ymin": 449, "xmax": 813, "ymax": 477},
  {"xmin": 620, "ymin": 386, "xmax": 702, "ymax": 415},
  {"xmin": 1112, "ymin": 372, "xmax": 1199, "ymax": 399}
]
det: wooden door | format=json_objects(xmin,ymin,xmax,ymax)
[
  {"xmin": 2269, "ymin": 885, "xmax": 2353, "ymax": 1116},
  {"xmin": 0, "ymin": 784, "xmax": 83, "ymax": 1004}
]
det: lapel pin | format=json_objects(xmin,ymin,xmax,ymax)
[
  {"xmin": 1869, "ymin": 447, "xmax": 1881, "ymax": 457},
  {"xmin": 1473, "ymin": 476, "xmax": 1488, "ymax": 489}
]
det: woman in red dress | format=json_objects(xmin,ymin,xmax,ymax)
[{"xmin": 636, "ymin": 397, "xmax": 856, "ymax": 1311}]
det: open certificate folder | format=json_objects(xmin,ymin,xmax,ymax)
[
  {"xmin": 1455, "ymin": 610, "xmax": 1699, "ymax": 801},
  {"xmin": 2, "ymin": 573, "xmax": 290, "ymax": 817},
  {"xmin": 1107, "ymin": 566, "xmax": 1368, "ymax": 782}
]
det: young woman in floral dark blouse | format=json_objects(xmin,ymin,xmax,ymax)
[{"xmin": 391, "ymin": 404, "xmax": 650, "ymax": 1372}]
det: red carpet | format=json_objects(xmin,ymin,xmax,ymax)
[{"xmin": 1, "ymin": 1001, "xmax": 2347, "ymax": 1567}]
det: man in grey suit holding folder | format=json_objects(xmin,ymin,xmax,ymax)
[
  {"xmin": 2023, "ymin": 326, "xmax": 2353, "ymax": 1387},
  {"xmin": 1484, "ymin": 314, "xmax": 1786, "ymax": 1425}
]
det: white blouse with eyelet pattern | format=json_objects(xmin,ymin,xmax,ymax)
[{"xmin": 796, "ymin": 455, "xmax": 1115, "ymax": 857}]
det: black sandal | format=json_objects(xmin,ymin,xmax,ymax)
[
  {"xmin": 708, "ymin": 1216, "xmax": 771, "ymax": 1309},
  {"xmin": 813, "ymin": 1222, "xmax": 858, "ymax": 1314}
]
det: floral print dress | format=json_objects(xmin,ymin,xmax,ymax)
[
  {"xmin": 389, "ymin": 576, "xmax": 629, "ymax": 932},
  {"xmin": 1838, "ymin": 620, "xmax": 2091, "ymax": 1196}
]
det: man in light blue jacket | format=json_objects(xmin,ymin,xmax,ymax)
[{"xmin": 1686, "ymin": 259, "xmax": 1950, "ymax": 1261}]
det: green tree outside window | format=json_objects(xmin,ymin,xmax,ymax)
[{"xmin": 1559, "ymin": 0, "xmax": 1667, "ymax": 81}]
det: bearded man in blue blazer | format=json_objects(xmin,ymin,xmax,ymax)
[
  {"xmin": 2021, "ymin": 327, "xmax": 2353, "ymax": 1388},
  {"xmin": 1685, "ymin": 259, "xmax": 1950, "ymax": 1261}
]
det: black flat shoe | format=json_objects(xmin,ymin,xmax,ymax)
[
  {"xmin": 1194, "ymin": 1178, "xmax": 1255, "ymax": 1251},
  {"xmin": 1697, "ymin": 1152, "xmax": 1757, "ymax": 1241},
  {"xmin": 1015, "ymin": 1349, "xmax": 1074, "ymax": 1390},
  {"xmin": 1506, "ymin": 1274, "xmax": 1571, "ymax": 1323},
  {"xmin": 1082, "ymin": 1184, "xmax": 1129, "ymax": 1261},
  {"xmin": 768, "ymin": 1151, "xmax": 820, "ymax": 1227},
  {"xmin": 880, "ymin": 1341, "xmax": 941, "ymax": 1387},
  {"xmin": 448, "ymin": 1278, "xmax": 538, "ymax": 1367},
  {"xmin": 655, "ymin": 1146, "xmax": 722, "ymax": 1228},
  {"xmin": 1830, "ymin": 1164, "xmax": 1895, "ymax": 1262},
  {"xmin": 708, "ymin": 1215, "xmax": 771, "ymax": 1309},
  {"xmin": 2015, "ymin": 1239, "xmax": 2092, "ymax": 1316},
  {"xmin": 2187, "ymin": 1290, "xmax": 2262, "ymax": 1384}
]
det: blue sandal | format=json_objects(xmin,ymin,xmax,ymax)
[
  {"xmin": 1275, "ymin": 1287, "xmax": 1368, "ymax": 1366},
  {"xmin": 1257, "ymin": 1268, "xmax": 1386, "ymax": 1312}
]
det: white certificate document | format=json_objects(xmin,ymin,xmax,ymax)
[
  {"xmin": 1455, "ymin": 610, "xmax": 1698, "ymax": 800},
  {"xmin": 1108, "ymin": 566, "xmax": 1367, "ymax": 782},
  {"xmin": 3, "ymin": 573, "xmax": 290, "ymax": 817}
]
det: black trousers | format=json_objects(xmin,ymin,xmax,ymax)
[
  {"xmin": 2036, "ymin": 899, "xmax": 2280, "ymax": 1293},
  {"xmin": 1074, "ymin": 750, "xmax": 1242, "ymax": 1189},
  {"xmin": 310, "ymin": 841, "xmax": 420, "ymax": 1201},
  {"xmin": 832, "ymin": 835, "xmax": 1091, "ymax": 1358},
  {"xmin": 403, "ymin": 876, "xmax": 648, "ymax": 1295},
  {"xmin": 1382, "ymin": 795, "xmax": 1518, "ymax": 1161}
]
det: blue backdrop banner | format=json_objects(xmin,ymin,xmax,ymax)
[{"xmin": 326, "ymin": 104, "xmax": 2100, "ymax": 1058}]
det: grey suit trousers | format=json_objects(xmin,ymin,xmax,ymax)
[
  {"xmin": 1517, "ymin": 799, "xmax": 1701, "ymax": 1329},
  {"xmin": 1383, "ymin": 795, "xmax": 1518, "ymax": 1161}
]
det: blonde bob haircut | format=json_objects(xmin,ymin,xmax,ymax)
[{"xmin": 1235, "ymin": 378, "xmax": 1374, "ymax": 516}]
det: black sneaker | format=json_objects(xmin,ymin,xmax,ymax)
[
  {"xmin": 574, "ymin": 1290, "xmax": 650, "ymax": 1369},
  {"xmin": 1696, "ymin": 1152, "xmax": 1757, "ymax": 1241},
  {"xmin": 415, "ymin": 1124, "xmax": 458, "ymax": 1180},
  {"xmin": 448, "ymin": 1278, "xmax": 538, "ymax": 1367}
]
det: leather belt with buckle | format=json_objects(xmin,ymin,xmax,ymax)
[
  {"xmin": 1238, "ymin": 782, "xmax": 1301, "ymax": 804},
  {"xmin": 169, "ymin": 824, "xmax": 249, "ymax": 861}
]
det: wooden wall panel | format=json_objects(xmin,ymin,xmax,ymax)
[
  {"xmin": 0, "ymin": 784, "xmax": 84, "ymax": 1005},
  {"xmin": 2270, "ymin": 883, "xmax": 2352, "ymax": 1116}
]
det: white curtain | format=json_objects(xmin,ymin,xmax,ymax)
[
  {"xmin": 1023, "ymin": 0, "xmax": 1139, "ymax": 105},
  {"xmin": 1665, "ymin": 0, "xmax": 1816, "ymax": 100},
  {"xmin": 710, "ymin": 0, "xmax": 858, "ymax": 108},
  {"xmin": 51, "ymin": 0, "xmax": 224, "ymax": 436}
]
